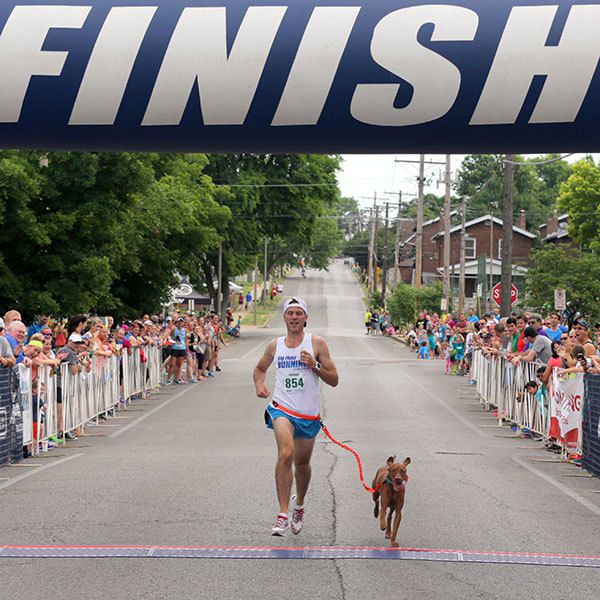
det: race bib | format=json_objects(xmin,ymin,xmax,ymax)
[{"xmin": 284, "ymin": 373, "xmax": 305, "ymax": 391}]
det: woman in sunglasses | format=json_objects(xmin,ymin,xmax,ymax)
[{"xmin": 572, "ymin": 319, "xmax": 596, "ymax": 358}]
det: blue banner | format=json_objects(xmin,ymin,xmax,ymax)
[{"xmin": 0, "ymin": 1, "xmax": 599, "ymax": 152}]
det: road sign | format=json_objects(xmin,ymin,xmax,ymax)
[
  {"xmin": 492, "ymin": 282, "xmax": 518, "ymax": 306},
  {"xmin": 554, "ymin": 289, "xmax": 566, "ymax": 311}
]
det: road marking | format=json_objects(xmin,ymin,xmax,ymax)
[
  {"xmin": 0, "ymin": 454, "xmax": 83, "ymax": 491},
  {"xmin": 0, "ymin": 544, "xmax": 598, "ymax": 567},
  {"xmin": 109, "ymin": 386, "xmax": 196, "ymax": 438},
  {"xmin": 512, "ymin": 457, "xmax": 600, "ymax": 517},
  {"xmin": 397, "ymin": 369, "xmax": 487, "ymax": 438},
  {"xmin": 240, "ymin": 338, "xmax": 268, "ymax": 360},
  {"xmin": 358, "ymin": 337, "xmax": 378, "ymax": 358}
]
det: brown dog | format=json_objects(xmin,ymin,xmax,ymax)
[{"xmin": 372, "ymin": 455, "xmax": 411, "ymax": 547}]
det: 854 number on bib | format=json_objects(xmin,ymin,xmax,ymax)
[{"xmin": 284, "ymin": 374, "xmax": 304, "ymax": 390}]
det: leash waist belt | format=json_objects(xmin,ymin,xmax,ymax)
[{"xmin": 270, "ymin": 401, "xmax": 320, "ymax": 421}]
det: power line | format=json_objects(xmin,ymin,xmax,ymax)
[{"xmin": 502, "ymin": 153, "xmax": 575, "ymax": 166}]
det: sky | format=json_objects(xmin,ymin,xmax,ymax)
[{"xmin": 336, "ymin": 153, "xmax": 593, "ymax": 211}]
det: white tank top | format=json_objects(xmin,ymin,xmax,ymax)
[{"xmin": 272, "ymin": 333, "xmax": 320, "ymax": 416}]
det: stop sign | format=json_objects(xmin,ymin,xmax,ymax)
[{"xmin": 492, "ymin": 282, "xmax": 518, "ymax": 306}]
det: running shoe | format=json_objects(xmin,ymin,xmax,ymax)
[
  {"xmin": 175, "ymin": 379, "xmax": 184, "ymax": 385},
  {"xmin": 289, "ymin": 494, "xmax": 304, "ymax": 535},
  {"xmin": 165, "ymin": 378, "xmax": 173, "ymax": 386},
  {"xmin": 207, "ymin": 371, "xmax": 216, "ymax": 377},
  {"xmin": 271, "ymin": 513, "xmax": 290, "ymax": 536}
]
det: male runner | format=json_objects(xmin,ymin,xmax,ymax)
[{"xmin": 253, "ymin": 298, "xmax": 338, "ymax": 536}]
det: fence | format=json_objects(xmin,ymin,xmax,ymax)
[
  {"xmin": 0, "ymin": 344, "xmax": 163, "ymax": 464},
  {"xmin": 471, "ymin": 349, "xmax": 586, "ymax": 458},
  {"xmin": 582, "ymin": 375, "xmax": 600, "ymax": 478}
]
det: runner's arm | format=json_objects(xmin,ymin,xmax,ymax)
[
  {"xmin": 253, "ymin": 339, "xmax": 276, "ymax": 398},
  {"xmin": 312, "ymin": 337, "xmax": 339, "ymax": 388}
]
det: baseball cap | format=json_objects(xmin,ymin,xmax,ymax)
[
  {"xmin": 28, "ymin": 339, "xmax": 44, "ymax": 349},
  {"xmin": 166, "ymin": 316, "xmax": 173, "ymax": 321},
  {"xmin": 575, "ymin": 319, "xmax": 590, "ymax": 329},
  {"xmin": 68, "ymin": 333, "xmax": 84, "ymax": 343},
  {"xmin": 144, "ymin": 320, "xmax": 153, "ymax": 326},
  {"xmin": 283, "ymin": 297, "xmax": 308, "ymax": 315}
]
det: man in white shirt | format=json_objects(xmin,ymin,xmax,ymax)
[{"xmin": 253, "ymin": 298, "xmax": 338, "ymax": 537}]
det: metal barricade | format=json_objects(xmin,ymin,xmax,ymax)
[
  {"xmin": 472, "ymin": 350, "xmax": 549, "ymax": 437},
  {"xmin": 14, "ymin": 343, "xmax": 165, "ymax": 456}
]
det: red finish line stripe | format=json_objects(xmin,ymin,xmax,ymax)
[{"xmin": 0, "ymin": 544, "xmax": 599, "ymax": 564}]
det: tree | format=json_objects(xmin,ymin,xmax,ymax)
[
  {"xmin": 525, "ymin": 247, "xmax": 600, "ymax": 323},
  {"xmin": 457, "ymin": 154, "xmax": 572, "ymax": 230},
  {"xmin": 557, "ymin": 158, "xmax": 600, "ymax": 252},
  {"xmin": 387, "ymin": 282, "xmax": 443, "ymax": 326},
  {"xmin": 303, "ymin": 217, "xmax": 343, "ymax": 270},
  {"xmin": 0, "ymin": 151, "xmax": 228, "ymax": 319}
]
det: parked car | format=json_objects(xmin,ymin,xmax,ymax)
[{"xmin": 213, "ymin": 281, "xmax": 243, "ymax": 294}]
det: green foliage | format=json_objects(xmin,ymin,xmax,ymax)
[
  {"xmin": 388, "ymin": 284, "xmax": 417, "ymax": 325},
  {"xmin": 457, "ymin": 154, "xmax": 572, "ymax": 230},
  {"xmin": 525, "ymin": 247, "xmax": 600, "ymax": 322},
  {"xmin": 0, "ymin": 151, "xmax": 343, "ymax": 319},
  {"xmin": 387, "ymin": 282, "xmax": 443, "ymax": 325},
  {"xmin": 342, "ymin": 229, "xmax": 370, "ymax": 269},
  {"xmin": 416, "ymin": 281, "xmax": 444, "ymax": 316},
  {"xmin": 369, "ymin": 290, "xmax": 383, "ymax": 309},
  {"xmin": 402, "ymin": 193, "xmax": 446, "ymax": 221},
  {"xmin": 304, "ymin": 217, "xmax": 343, "ymax": 270},
  {"xmin": 557, "ymin": 158, "xmax": 600, "ymax": 251}
]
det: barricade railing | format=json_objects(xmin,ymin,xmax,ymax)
[
  {"xmin": 471, "ymin": 349, "xmax": 585, "ymax": 457},
  {"xmin": 16, "ymin": 344, "xmax": 163, "ymax": 455},
  {"xmin": 472, "ymin": 350, "xmax": 548, "ymax": 436}
]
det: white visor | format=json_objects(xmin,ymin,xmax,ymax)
[{"xmin": 283, "ymin": 297, "xmax": 308, "ymax": 315}]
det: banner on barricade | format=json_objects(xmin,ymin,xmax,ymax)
[{"xmin": 550, "ymin": 371, "xmax": 584, "ymax": 452}]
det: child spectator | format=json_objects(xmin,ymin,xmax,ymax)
[
  {"xmin": 442, "ymin": 340, "xmax": 452, "ymax": 374},
  {"xmin": 418, "ymin": 340, "xmax": 430, "ymax": 360}
]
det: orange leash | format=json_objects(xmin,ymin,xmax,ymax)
[{"xmin": 320, "ymin": 421, "xmax": 384, "ymax": 494}]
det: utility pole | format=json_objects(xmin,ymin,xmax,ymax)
[
  {"xmin": 217, "ymin": 242, "xmax": 223, "ymax": 316},
  {"xmin": 384, "ymin": 190, "xmax": 417, "ymax": 289},
  {"xmin": 362, "ymin": 192, "xmax": 379, "ymax": 296},
  {"xmin": 263, "ymin": 237, "xmax": 268, "ymax": 309},
  {"xmin": 373, "ymin": 204, "xmax": 379, "ymax": 293},
  {"xmin": 415, "ymin": 154, "xmax": 425, "ymax": 288},
  {"xmin": 393, "ymin": 201, "xmax": 402, "ymax": 288},
  {"xmin": 394, "ymin": 156, "xmax": 445, "ymax": 288},
  {"xmin": 367, "ymin": 207, "xmax": 374, "ymax": 294},
  {"xmin": 253, "ymin": 259, "xmax": 258, "ymax": 326},
  {"xmin": 458, "ymin": 196, "xmax": 467, "ymax": 314},
  {"xmin": 381, "ymin": 202, "xmax": 390, "ymax": 304},
  {"xmin": 443, "ymin": 155, "xmax": 452, "ymax": 312},
  {"xmin": 488, "ymin": 202, "xmax": 498, "ymax": 311},
  {"xmin": 501, "ymin": 154, "xmax": 515, "ymax": 317}
]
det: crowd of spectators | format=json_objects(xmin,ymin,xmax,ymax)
[
  {"xmin": 0, "ymin": 308, "xmax": 237, "ymax": 456},
  {"xmin": 404, "ymin": 308, "xmax": 600, "ymax": 381}
]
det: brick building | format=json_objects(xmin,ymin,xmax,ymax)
[
  {"xmin": 401, "ymin": 211, "xmax": 458, "ymax": 284},
  {"xmin": 539, "ymin": 211, "xmax": 571, "ymax": 245},
  {"xmin": 431, "ymin": 214, "xmax": 536, "ymax": 299}
]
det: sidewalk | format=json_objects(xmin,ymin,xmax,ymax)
[{"xmin": 230, "ymin": 282, "xmax": 281, "ymax": 328}]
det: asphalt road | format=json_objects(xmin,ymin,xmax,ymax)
[{"xmin": 1, "ymin": 261, "xmax": 599, "ymax": 599}]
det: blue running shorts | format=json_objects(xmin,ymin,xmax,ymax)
[{"xmin": 264, "ymin": 404, "xmax": 321, "ymax": 439}]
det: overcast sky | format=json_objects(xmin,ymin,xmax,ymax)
[{"xmin": 336, "ymin": 153, "xmax": 592, "ymax": 211}]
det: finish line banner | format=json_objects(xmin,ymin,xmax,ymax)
[{"xmin": 1, "ymin": 1, "xmax": 600, "ymax": 153}]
